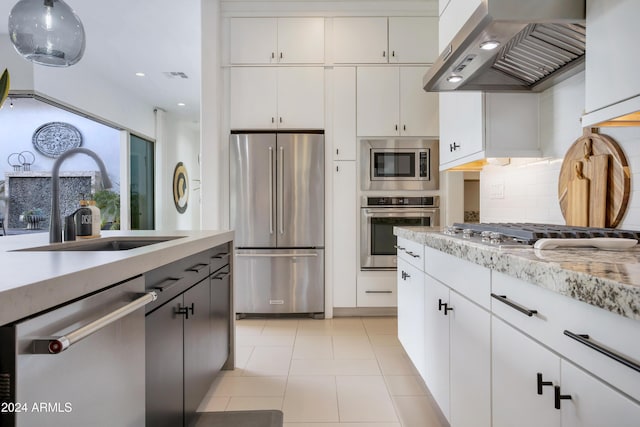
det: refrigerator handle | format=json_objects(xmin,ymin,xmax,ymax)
[
  {"xmin": 269, "ymin": 146, "xmax": 274, "ymax": 235},
  {"xmin": 279, "ymin": 145, "xmax": 284, "ymax": 235}
]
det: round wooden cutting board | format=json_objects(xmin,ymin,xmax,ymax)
[{"xmin": 558, "ymin": 129, "xmax": 631, "ymax": 228}]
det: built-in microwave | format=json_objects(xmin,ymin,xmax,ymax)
[{"xmin": 360, "ymin": 139, "xmax": 439, "ymax": 191}]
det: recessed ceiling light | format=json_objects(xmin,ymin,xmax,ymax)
[
  {"xmin": 479, "ymin": 40, "xmax": 500, "ymax": 50},
  {"xmin": 135, "ymin": 72, "xmax": 145, "ymax": 77},
  {"xmin": 447, "ymin": 75, "xmax": 463, "ymax": 83},
  {"xmin": 177, "ymin": 102, "xmax": 186, "ymax": 107}
]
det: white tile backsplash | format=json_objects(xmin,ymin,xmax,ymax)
[{"xmin": 478, "ymin": 72, "xmax": 640, "ymax": 230}]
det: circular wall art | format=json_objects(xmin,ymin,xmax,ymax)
[
  {"xmin": 32, "ymin": 122, "xmax": 83, "ymax": 158},
  {"xmin": 173, "ymin": 162, "xmax": 189, "ymax": 214}
]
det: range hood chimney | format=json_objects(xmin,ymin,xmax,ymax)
[{"xmin": 424, "ymin": 0, "xmax": 586, "ymax": 93}]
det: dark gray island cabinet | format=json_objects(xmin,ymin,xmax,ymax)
[{"xmin": 145, "ymin": 243, "xmax": 232, "ymax": 427}]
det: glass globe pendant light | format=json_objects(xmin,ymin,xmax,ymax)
[{"xmin": 8, "ymin": 0, "xmax": 85, "ymax": 67}]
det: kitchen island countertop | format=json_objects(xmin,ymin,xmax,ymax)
[
  {"xmin": 0, "ymin": 229, "xmax": 233, "ymax": 326},
  {"xmin": 395, "ymin": 226, "xmax": 640, "ymax": 321}
]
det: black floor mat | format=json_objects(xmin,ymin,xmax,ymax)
[{"xmin": 195, "ymin": 410, "xmax": 284, "ymax": 427}]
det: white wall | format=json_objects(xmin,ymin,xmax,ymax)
[
  {"xmin": 0, "ymin": 38, "xmax": 156, "ymax": 138},
  {"xmin": 0, "ymin": 98, "xmax": 120, "ymax": 187},
  {"xmin": 157, "ymin": 112, "xmax": 202, "ymax": 231},
  {"xmin": 479, "ymin": 72, "xmax": 640, "ymax": 230}
]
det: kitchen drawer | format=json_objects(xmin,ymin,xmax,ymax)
[
  {"xmin": 424, "ymin": 247, "xmax": 490, "ymax": 309},
  {"xmin": 553, "ymin": 292, "xmax": 640, "ymax": 403},
  {"xmin": 492, "ymin": 271, "xmax": 640, "ymax": 403},
  {"xmin": 357, "ymin": 280, "xmax": 396, "ymax": 307},
  {"xmin": 396, "ymin": 237, "xmax": 424, "ymax": 270},
  {"xmin": 491, "ymin": 272, "xmax": 558, "ymax": 351},
  {"xmin": 145, "ymin": 249, "xmax": 212, "ymax": 313},
  {"xmin": 210, "ymin": 243, "xmax": 231, "ymax": 273}
]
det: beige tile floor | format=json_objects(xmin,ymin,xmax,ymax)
[{"xmin": 198, "ymin": 317, "xmax": 448, "ymax": 427}]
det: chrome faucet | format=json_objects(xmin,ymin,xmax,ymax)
[{"xmin": 49, "ymin": 148, "xmax": 113, "ymax": 243}]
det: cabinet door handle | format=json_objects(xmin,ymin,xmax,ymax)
[
  {"xmin": 336, "ymin": 148, "xmax": 339, "ymax": 155},
  {"xmin": 564, "ymin": 330, "xmax": 640, "ymax": 373},
  {"xmin": 403, "ymin": 124, "xmax": 406, "ymax": 131},
  {"xmin": 444, "ymin": 305, "xmax": 453, "ymax": 315},
  {"xmin": 382, "ymin": 50, "xmax": 386, "ymax": 58},
  {"xmin": 280, "ymin": 52, "xmax": 283, "ymax": 60},
  {"xmin": 554, "ymin": 386, "xmax": 571, "ymax": 410},
  {"xmin": 392, "ymin": 50, "xmax": 396, "ymax": 57},
  {"xmin": 395, "ymin": 124, "xmax": 398, "ymax": 131},
  {"xmin": 401, "ymin": 270, "xmax": 410, "ymax": 280},
  {"xmin": 491, "ymin": 293, "xmax": 538, "ymax": 317},
  {"xmin": 271, "ymin": 52, "xmax": 275, "ymax": 59},
  {"xmin": 279, "ymin": 117, "xmax": 283, "ymax": 123},
  {"xmin": 394, "ymin": 245, "xmax": 406, "ymax": 252},
  {"xmin": 405, "ymin": 251, "xmax": 420, "ymax": 258},
  {"xmin": 336, "ymin": 165, "xmax": 339, "ymax": 172},
  {"xmin": 272, "ymin": 117, "xmax": 275, "ymax": 123},
  {"xmin": 450, "ymin": 142, "xmax": 460, "ymax": 152},
  {"xmin": 537, "ymin": 373, "xmax": 553, "ymax": 395},
  {"xmin": 366, "ymin": 290, "xmax": 393, "ymax": 294},
  {"xmin": 176, "ymin": 302, "xmax": 195, "ymax": 320}
]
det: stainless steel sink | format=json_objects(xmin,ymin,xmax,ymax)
[{"xmin": 15, "ymin": 236, "xmax": 185, "ymax": 252}]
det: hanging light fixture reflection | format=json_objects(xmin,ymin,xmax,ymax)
[{"xmin": 8, "ymin": 0, "xmax": 86, "ymax": 67}]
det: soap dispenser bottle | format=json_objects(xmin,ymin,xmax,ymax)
[
  {"xmin": 75, "ymin": 195, "xmax": 93, "ymax": 239},
  {"xmin": 88, "ymin": 196, "xmax": 101, "ymax": 237}
]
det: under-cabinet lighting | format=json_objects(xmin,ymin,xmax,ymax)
[
  {"xmin": 177, "ymin": 102, "xmax": 186, "ymax": 107},
  {"xmin": 447, "ymin": 75, "xmax": 463, "ymax": 83},
  {"xmin": 135, "ymin": 72, "xmax": 145, "ymax": 77}
]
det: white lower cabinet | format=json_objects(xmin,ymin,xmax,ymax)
[
  {"xmin": 423, "ymin": 273, "xmax": 451, "ymax": 421},
  {"xmin": 492, "ymin": 316, "xmax": 640, "ymax": 427},
  {"xmin": 332, "ymin": 161, "xmax": 357, "ymax": 308},
  {"xmin": 560, "ymin": 360, "xmax": 640, "ymax": 427},
  {"xmin": 492, "ymin": 317, "xmax": 561, "ymax": 427},
  {"xmin": 397, "ymin": 258, "xmax": 425, "ymax": 377},
  {"xmin": 449, "ymin": 291, "xmax": 491, "ymax": 427}
]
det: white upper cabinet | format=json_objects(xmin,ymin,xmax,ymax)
[
  {"xmin": 583, "ymin": 0, "xmax": 640, "ymax": 126},
  {"xmin": 438, "ymin": 0, "xmax": 482, "ymax": 52},
  {"xmin": 439, "ymin": 92, "xmax": 540, "ymax": 169},
  {"xmin": 389, "ymin": 17, "xmax": 438, "ymax": 64},
  {"xmin": 357, "ymin": 66, "xmax": 439, "ymax": 137},
  {"xmin": 331, "ymin": 67, "xmax": 357, "ymax": 160},
  {"xmin": 230, "ymin": 67, "xmax": 324, "ymax": 129},
  {"xmin": 230, "ymin": 17, "xmax": 325, "ymax": 64},
  {"xmin": 333, "ymin": 17, "xmax": 388, "ymax": 64},
  {"xmin": 333, "ymin": 17, "xmax": 438, "ymax": 64}
]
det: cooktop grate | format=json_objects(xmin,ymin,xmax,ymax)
[{"xmin": 451, "ymin": 223, "xmax": 640, "ymax": 244}]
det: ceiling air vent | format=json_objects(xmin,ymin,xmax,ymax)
[{"xmin": 163, "ymin": 72, "xmax": 189, "ymax": 79}]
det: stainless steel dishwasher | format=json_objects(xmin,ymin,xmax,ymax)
[{"xmin": 0, "ymin": 276, "xmax": 155, "ymax": 427}]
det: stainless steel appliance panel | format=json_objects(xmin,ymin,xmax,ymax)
[
  {"xmin": 361, "ymin": 207, "xmax": 439, "ymax": 270},
  {"xmin": 361, "ymin": 138, "xmax": 439, "ymax": 191},
  {"xmin": 230, "ymin": 133, "xmax": 277, "ymax": 247},
  {"xmin": 1, "ymin": 277, "xmax": 147, "ymax": 427},
  {"xmin": 234, "ymin": 249, "xmax": 324, "ymax": 314},
  {"xmin": 277, "ymin": 133, "xmax": 324, "ymax": 247}
]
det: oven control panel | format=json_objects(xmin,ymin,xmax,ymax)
[{"xmin": 364, "ymin": 196, "xmax": 439, "ymax": 207}]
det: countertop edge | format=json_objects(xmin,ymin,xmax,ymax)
[
  {"xmin": 394, "ymin": 227, "xmax": 640, "ymax": 322},
  {"xmin": 0, "ymin": 230, "xmax": 234, "ymax": 326}
]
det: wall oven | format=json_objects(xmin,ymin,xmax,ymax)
[
  {"xmin": 361, "ymin": 139, "xmax": 439, "ymax": 191},
  {"xmin": 361, "ymin": 196, "xmax": 439, "ymax": 270}
]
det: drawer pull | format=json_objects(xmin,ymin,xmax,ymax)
[
  {"xmin": 366, "ymin": 290, "xmax": 393, "ymax": 294},
  {"xmin": 563, "ymin": 330, "xmax": 640, "ymax": 373},
  {"xmin": 491, "ymin": 293, "xmax": 538, "ymax": 317},
  {"xmin": 187, "ymin": 263, "xmax": 208, "ymax": 273},
  {"xmin": 405, "ymin": 251, "xmax": 420, "ymax": 258},
  {"xmin": 536, "ymin": 373, "xmax": 553, "ymax": 395},
  {"xmin": 438, "ymin": 299, "xmax": 453, "ymax": 315},
  {"xmin": 154, "ymin": 277, "xmax": 182, "ymax": 292},
  {"xmin": 554, "ymin": 386, "xmax": 571, "ymax": 410},
  {"xmin": 212, "ymin": 252, "xmax": 230, "ymax": 260},
  {"xmin": 213, "ymin": 271, "xmax": 230, "ymax": 281},
  {"xmin": 394, "ymin": 245, "xmax": 406, "ymax": 252}
]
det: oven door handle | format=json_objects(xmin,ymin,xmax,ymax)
[
  {"xmin": 32, "ymin": 291, "xmax": 158, "ymax": 354},
  {"xmin": 362, "ymin": 208, "xmax": 439, "ymax": 216}
]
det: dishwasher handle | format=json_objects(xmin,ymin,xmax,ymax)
[{"xmin": 33, "ymin": 291, "xmax": 158, "ymax": 355}]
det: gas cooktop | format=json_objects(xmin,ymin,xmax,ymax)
[{"xmin": 444, "ymin": 223, "xmax": 640, "ymax": 247}]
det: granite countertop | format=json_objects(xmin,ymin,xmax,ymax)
[
  {"xmin": 395, "ymin": 226, "xmax": 640, "ymax": 322},
  {"xmin": 0, "ymin": 229, "xmax": 234, "ymax": 326}
]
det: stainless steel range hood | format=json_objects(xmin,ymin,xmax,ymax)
[{"xmin": 424, "ymin": 0, "xmax": 586, "ymax": 93}]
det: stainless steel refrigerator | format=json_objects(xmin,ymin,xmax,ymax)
[{"xmin": 230, "ymin": 131, "xmax": 324, "ymax": 317}]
